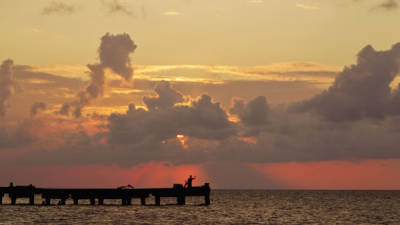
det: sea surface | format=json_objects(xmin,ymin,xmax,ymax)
[{"xmin": 1, "ymin": 190, "xmax": 400, "ymax": 224}]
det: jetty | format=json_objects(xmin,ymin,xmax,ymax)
[{"xmin": 0, "ymin": 182, "xmax": 210, "ymax": 206}]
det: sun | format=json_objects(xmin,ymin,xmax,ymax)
[{"xmin": 176, "ymin": 132, "xmax": 188, "ymax": 149}]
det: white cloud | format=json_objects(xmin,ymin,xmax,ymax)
[
  {"xmin": 248, "ymin": 0, "xmax": 264, "ymax": 3},
  {"xmin": 296, "ymin": 2, "xmax": 320, "ymax": 10},
  {"xmin": 163, "ymin": 11, "xmax": 182, "ymax": 16}
]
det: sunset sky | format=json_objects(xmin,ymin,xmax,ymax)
[{"xmin": 1, "ymin": 0, "xmax": 400, "ymax": 189}]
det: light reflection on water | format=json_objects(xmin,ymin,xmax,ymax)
[{"xmin": 0, "ymin": 190, "xmax": 400, "ymax": 224}]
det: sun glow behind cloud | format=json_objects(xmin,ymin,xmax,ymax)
[{"xmin": 176, "ymin": 133, "xmax": 189, "ymax": 149}]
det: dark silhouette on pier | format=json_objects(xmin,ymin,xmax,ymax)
[
  {"xmin": 0, "ymin": 179, "xmax": 210, "ymax": 206},
  {"xmin": 117, "ymin": 184, "xmax": 134, "ymax": 190},
  {"xmin": 184, "ymin": 175, "xmax": 196, "ymax": 189}
]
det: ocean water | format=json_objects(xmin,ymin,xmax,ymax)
[{"xmin": 0, "ymin": 190, "xmax": 399, "ymax": 224}]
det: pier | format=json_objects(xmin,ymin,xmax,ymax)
[{"xmin": 0, "ymin": 183, "xmax": 210, "ymax": 206}]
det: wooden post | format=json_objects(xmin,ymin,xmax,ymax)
[
  {"xmin": 73, "ymin": 198, "xmax": 78, "ymax": 205},
  {"xmin": 177, "ymin": 195, "xmax": 185, "ymax": 205},
  {"xmin": 90, "ymin": 198, "xmax": 95, "ymax": 205},
  {"xmin": 0, "ymin": 194, "xmax": 3, "ymax": 205},
  {"xmin": 204, "ymin": 183, "xmax": 210, "ymax": 205},
  {"xmin": 126, "ymin": 198, "xmax": 131, "ymax": 205},
  {"xmin": 181, "ymin": 195, "xmax": 186, "ymax": 205},
  {"xmin": 205, "ymin": 194, "xmax": 210, "ymax": 205},
  {"xmin": 29, "ymin": 195, "xmax": 35, "ymax": 205},
  {"xmin": 98, "ymin": 198, "xmax": 104, "ymax": 205},
  {"xmin": 155, "ymin": 196, "xmax": 160, "ymax": 206},
  {"xmin": 140, "ymin": 196, "xmax": 146, "ymax": 205},
  {"xmin": 45, "ymin": 198, "xmax": 51, "ymax": 205},
  {"xmin": 11, "ymin": 196, "xmax": 16, "ymax": 205},
  {"xmin": 60, "ymin": 198, "xmax": 66, "ymax": 205}
]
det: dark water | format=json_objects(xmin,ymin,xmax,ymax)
[{"xmin": 1, "ymin": 190, "xmax": 400, "ymax": 224}]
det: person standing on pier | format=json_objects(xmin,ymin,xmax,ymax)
[{"xmin": 184, "ymin": 175, "xmax": 196, "ymax": 189}]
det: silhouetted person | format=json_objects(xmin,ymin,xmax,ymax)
[{"xmin": 184, "ymin": 175, "xmax": 196, "ymax": 189}]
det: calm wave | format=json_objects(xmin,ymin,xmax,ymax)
[{"xmin": 0, "ymin": 190, "xmax": 399, "ymax": 224}]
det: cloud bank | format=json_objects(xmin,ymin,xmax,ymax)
[
  {"xmin": 291, "ymin": 43, "xmax": 400, "ymax": 121},
  {"xmin": 2, "ymin": 34, "xmax": 400, "ymax": 173}
]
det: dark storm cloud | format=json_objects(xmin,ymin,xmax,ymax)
[
  {"xmin": 10, "ymin": 82, "xmax": 235, "ymax": 166},
  {"xmin": 108, "ymin": 85, "xmax": 236, "ymax": 145},
  {"xmin": 291, "ymin": 43, "xmax": 400, "ymax": 121},
  {"xmin": 59, "ymin": 33, "xmax": 137, "ymax": 117},
  {"xmin": 98, "ymin": 33, "xmax": 137, "ymax": 81},
  {"xmin": 30, "ymin": 102, "xmax": 46, "ymax": 117},
  {"xmin": 211, "ymin": 112, "xmax": 400, "ymax": 163},
  {"xmin": 143, "ymin": 81, "xmax": 184, "ymax": 110},
  {"xmin": 0, "ymin": 60, "xmax": 16, "ymax": 117},
  {"xmin": 11, "ymin": 109, "xmax": 400, "ymax": 166},
  {"xmin": 230, "ymin": 96, "xmax": 269, "ymax": 136},
  {"xmin": 230, "ymin": 96, "xmax": 269, "ymax": 126},
  {"xmin": 42, "ymin": 1, "xmax": 76, "ymax": 15}
]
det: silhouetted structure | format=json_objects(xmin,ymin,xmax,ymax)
[
  {"xmin": 0, "ymin": 182, "xmax": 210, "ymax": 206},
  {"xmin": 184, "ymin": 175, "xmax": 196, "ymax": 189}
]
